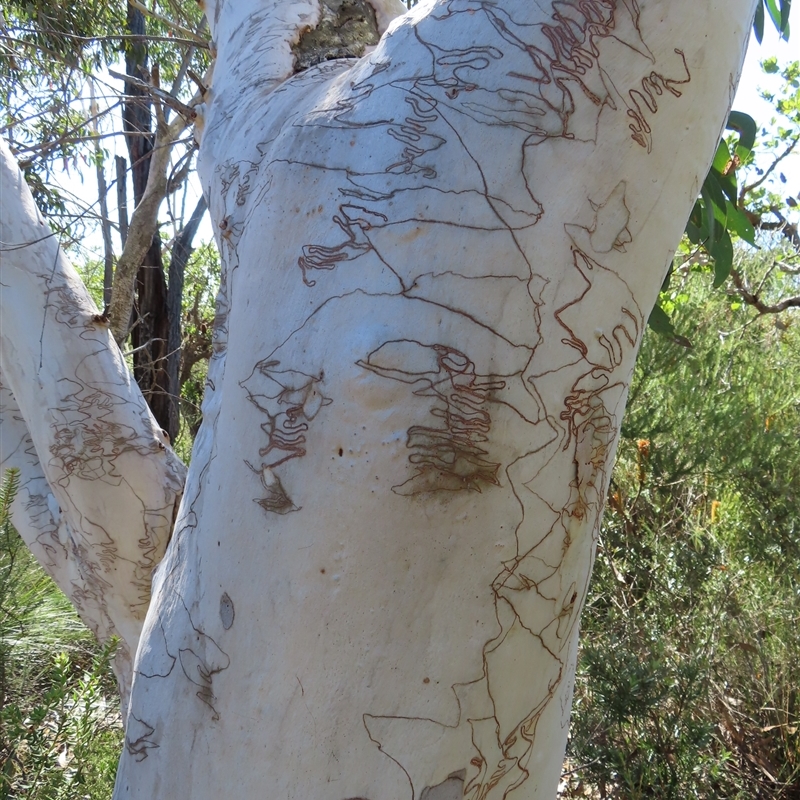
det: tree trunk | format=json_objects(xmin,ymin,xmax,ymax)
[
  {"xmin": 112, "ymin": 0, "xmax": 758, "ymax": 797},
  {"xmin": 167, "ymin": 195, "xmax": 208, "ymax": 439},
  {"xmin": 1, "ymin": 0, "xmax": 758, "ymax": 797},
  {"xmin": 123, "ymin": 1, "xmax": 175, "ymax": 440},
  {"xmin": 0, "ymin": 140, "xmax": 186, "ymax": 715},
  {"xmin": 130, "ymin": 238, "xmax": 172, "ymax": 437}
]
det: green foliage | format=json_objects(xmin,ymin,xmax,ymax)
[
  {"xmin": 0, "ymin": 1, "xmax": 126, "ymax": 175},
  {"xmin": 0, "ymin": 470, "xmax": 122, "ymax": 799},
  {"xmin": 1, "ymin": 0, "xmax": 209, "ymax": 238},
  {"xmin": 754, "ymin": 0, "xmax": 793, "ymax": 43},
  {"xmin": 158, "ymin": 240, "xmax": 219, "ymax": 461},
  {"xmin": 564, "ymin": 250, "xmax": 800, "ymax": 798}
]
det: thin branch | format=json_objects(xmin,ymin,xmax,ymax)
[
  {"xmin": 766, "ymin": 207, "xmax": 800, "ymax": 251},
  {"xmin": 169, "ymin": 44, "xmax": 197, "ymax": 102},
  {"xmin": 2, "ymin": 28, "xmax": 207, "ymax": 48},
  {"xmin": 776, "ymin": 257, "xmax": 800, "ymax": 276},
  {"xmin": 740, "ymin": 134, "xmax": 800, "ymax": 201},
  {"xmin": 128, "ymin": 0, "xmax": 209, "ymax": 43},
  {"xmin": 729, "ymin": 268, "xmax": 800, "ymax": 315},
  {"xmin": 166, "ymin": 145, "xmax": 196, "ymax": 195},
  {"xmin": 109, "ymin": 70, "xmax": 197, "ymax": 122},
  {"xmin": 90, "ymin": 80, "xmax": 115, "ymax": 308},
  {"xmin": 186, "ymin": 68, "xmax": 209, "ymax": 97},
  {"xmin": 15, "ymin": 129, "xmax": 149, "ymax": 169},
  {"xmin": 122, "ymin": 339, "xmax": 168, "ymax": 358},
  {"xmin": 9, "ymin": 99, "xmax": 121, "ymax": 150}
]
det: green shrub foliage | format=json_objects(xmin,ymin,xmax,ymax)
[
  {"xmin": 564, "ymin": 247, "xmax": 800, "ymax": 799},
  {"xmin": 0, "ymin": 470, "xmax": 122, "ymax": 799}
]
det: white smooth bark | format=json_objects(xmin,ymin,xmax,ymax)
[
  {"xmin": 105, "ymin": 1, "xmax": 756, "ymax": 798},
  {"xmin": 0, "ymin": 141, "xmax": 186, "ymax": 712},
  {"xmin": 0, "ymin": 0, "xmax": 758, "ymax": 796}
]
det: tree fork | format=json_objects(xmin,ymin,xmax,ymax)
[
  {"xmin": 111, "ymin": 0, "xmax": 760, "ymax": 797},
  {"xmin": 0, "ymin": 0, "xmax": 760, "ymax": 797}
]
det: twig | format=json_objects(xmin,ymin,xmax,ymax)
[
  {"xmin": 740, "ymin": 134, "xmax": 800, "ymax": 201},
  {"xmin": 128, "ymin": 0, "xmax": 209, "ymax": 43},
  {"xmin": 109, "ymin": 70, "xmax": 197, "ymax": 122},
  {"xmin": 3, "ymin": 28, "xmax": 207, "ymax": 48},
  {"xmin": 729, "ymin": 268, "xmax": 800, "ymax": 314}
]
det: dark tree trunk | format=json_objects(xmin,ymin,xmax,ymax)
[
  {"xmin": 166, "ymin": 195, "xmax": 207, "ymax": 440},
  {"xmin": 122, "ymin": 1, "xmax": 173, "ymax": 439},
  {"xmin": 131, "ymin": 239, "xmax": 172, "ymax": 438}
]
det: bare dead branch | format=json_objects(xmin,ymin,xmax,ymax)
[
  {"xmin": 730, "ymin": 268, "xmax": 800, "ymax": 315},
  {"xmin": 186, "ymin": 69, "xmax": 209, "ymax": 97},
  {"xmin": 740, "ymin": 134, "xmax": 800, "ymax": 201}
]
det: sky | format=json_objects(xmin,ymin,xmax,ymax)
[{"xmin": 735, "ymin": 25, "xmax": 799, "ymax": 188}]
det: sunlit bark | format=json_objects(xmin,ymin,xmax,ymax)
[
  {"xmin": 1, "ymin": 0, "xmax": 758, "ymax": 796},
  {"xmin": 0, "ymin": 140, "xmax": 186, "ymax": 714},
  {"xmin": 114, "ymin": 0, "xmax": 756, "ymax": 797}
]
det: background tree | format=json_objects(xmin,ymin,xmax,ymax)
[{"xmin": 0, "ymin": 0, "xmax": 211, "ymax": 442}]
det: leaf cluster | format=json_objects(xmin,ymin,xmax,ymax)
[{"xmin": 649, "ymin": 1, "xmax": 797, "ymax": 344}]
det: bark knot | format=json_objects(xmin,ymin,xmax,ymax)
[{"xmin": 292, "ymin": 0, "xmax": 381, "ymax": 72}]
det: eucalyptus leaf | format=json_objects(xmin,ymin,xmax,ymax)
[
  {"xmin": 727, "ymin": 111, "xmax": 757, "ymax": 157},
  {"xmin": 754, "ymin": 0, "xmax": 765, "ymax": 42},
  {"xmin": 648, "ymin": 303, "xmax": 693, "ymax": 347},
  {"xmin": 725, "ymin": 200, "xmax": 757, "ymax": 245},
  {"xmin": 712, "ymin": 230, "xmax": 734, "ymax": 288}
]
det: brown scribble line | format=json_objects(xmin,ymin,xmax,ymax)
[
  {"xmin": 363, "ymin": 714, "xmax": 417, "ymax": 800},
  {"xmin": 627, "ymin": 49, "xmax": 691, "ymax": 151},
  {"xmin": 174, "ymin": 592, "xmax": 231, "ymax": 721}
]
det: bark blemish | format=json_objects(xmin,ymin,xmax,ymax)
[
  {"xmin": 219, "ymin": 592, "xmax": 235, "ymax": 630},
  {"xmin": 420, "ymin": 770, "xmax": 466, "ymax": 800},
  {"xmin": 292, "ymin": 0, "xmax": 381, "ymax": 73}
]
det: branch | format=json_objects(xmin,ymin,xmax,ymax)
[
  {"xmin": 90, "ymin": 81, "xmax": 115, "ymax": 308},
  {"xmin": 166, "ymin": 194, "xmax": 208, "ymax": 437},
  {"xmin": 0, "ymin": 138, "xmax": 186, "ymax": 703},
  {"xmin": 109, "ymin": 69, "xmax": 197, "ymax": 123},
  {"xmin": 729, "ymin": 268, "xmax": 800, "ymax": 314},
  {"xmin": 0, "ymin": 372, "xmax": 139, "ymax": 710},
  {"xmin": 128, "ymin": 0, "xmax": 209, "ymax": 43},
  {"xmin": 740, "ymin": 134, "xmax": 800, "ymax": 201},
  {"xmin": 3, "ymin": 28, "xmax": 208, "ymax": 48},
  {"xmin": 107, "ymin": 99, "xmax": 199, "ymax": 343}
]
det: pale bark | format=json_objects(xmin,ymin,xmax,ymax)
[
  {"xmin": 0, "ymin": 0, "xmax": 760, "ymax": 795},
  {"xmin": 107, "ymin": 111, "xmax": 179, "ymax": 344},
  {"xmin": 0, "ymin": 139, "xmax": 186, "ymax": 713},
  {"xmin": 101, "ymin": 0, "xmax": 756, "ymax": 798}
]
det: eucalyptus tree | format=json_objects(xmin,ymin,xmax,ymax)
[
  {"xmin": 1, "ymin": 0, "xmax": 210, "ymax": 440},
  {"xmin": 0, "ymin": 0, "xmax": 789, "ymax": 798}
]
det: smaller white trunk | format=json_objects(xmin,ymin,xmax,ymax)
[{"xmin": 0, "ymin": 139, "xmax": 186, "ymax": 706}]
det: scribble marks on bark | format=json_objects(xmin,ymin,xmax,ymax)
[
  {"xmin": 242, "ymin": 358, "xmax": 331, "ymax": 514},
  {"xmin": 298, "ymin": 205, "xmax": 385, "ymax": 286},
  {"xmin": 627, "ymin": 50, "xmax": 691, "ymax": 152},
  {"xmin": 204, "ymin": 0, "xmax": 692, "ymax": 793},
  {"xmin": 126, "ymin": 715, "xmax": 159, "ymax": 762},
  {"xmin": 358, "ymin": 341, "xmax": 503, "ymax": 495}
]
